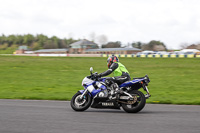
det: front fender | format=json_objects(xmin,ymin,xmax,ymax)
[
  {"xmin": 79, "ymin": 90, "xmax": 85, "ymax": 94},
  {"xmin": 78, "ymin": 90, "xmax": 92, "ymax": 97}
]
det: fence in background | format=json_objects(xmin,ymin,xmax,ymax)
[
  {"xmin": 1, "ymin": 54, "xmax": 200, "ymax": 58},
  {"xmin": 102, "ymin": 54, "xmax": 200, "ymax": 58}
]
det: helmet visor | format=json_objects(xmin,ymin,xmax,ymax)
[
  {"xmin": 107, "ymin": 62, "xmax": 111, "ymax": 68},
  {"xmin": 107, "ymin": 57, "xmax": 112, "ymax": 68}
]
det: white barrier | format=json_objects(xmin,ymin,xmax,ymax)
[{"xmin": 2, "ymin": 54, "xmax": 199, "ymax": 58}]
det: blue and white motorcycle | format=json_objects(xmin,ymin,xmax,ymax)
[{"xmin": 71, "ymin": 67, "xmax": 151, "ymax": 113}]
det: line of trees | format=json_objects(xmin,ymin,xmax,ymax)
[
  {"xmin": 0, "ymin": 34, "xmax": 78, "ymax": 51},
  {"xmin": 0, "ymin": 34, "xmax": 169, "ymax": 53},
  {"xmin": 101, "ymin": 40, "xmax": 167, "ymax": 51}
]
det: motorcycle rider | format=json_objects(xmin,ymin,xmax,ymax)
[{"xmin": 97, "ymin": 55, "xmax": 131, "ymax": 98}]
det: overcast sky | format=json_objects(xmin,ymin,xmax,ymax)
[{"xmin": 0, "ymin": 0, "xmax": 200, "ymax": 49}]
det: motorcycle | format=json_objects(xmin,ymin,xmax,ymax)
[{"xmin": 71, "ymin": 67, "xmax": 151, "ymax": 113}]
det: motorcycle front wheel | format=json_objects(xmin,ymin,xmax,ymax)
[
  {"xmin": 121, "ymin": 90, "xmax": 146, "ymax": 113},
  {"xmin": 70, "ymin": 91, "xmax": 92, "ymax": 111}
]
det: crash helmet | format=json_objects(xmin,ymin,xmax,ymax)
[{"xmin": 107, "ymin": 55, "xmax": 119, "ymax": 68}]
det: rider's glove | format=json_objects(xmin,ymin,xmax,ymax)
[
  {"xmin": 93, "ymin": 73, "xmax": 101, "ymax": 78},
  {"xmin": 97, "ymin": 73, "xmax": 102, "ymax": 78}
]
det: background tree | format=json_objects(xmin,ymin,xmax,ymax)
[
  {"xmin": 23, "ymin": 34, "xmax": 34, "ymax": 46},
  {"xmin": 0, "ymin": 34, "xmax": 78, "ymax": 51},
  {"xmin": 43, "ymin": 40, "xmax": 58, "ymax": 49},
  {"xmin": 31, "ymin": 42, "xmax": 40, "ymax": 50},
  {"xmin": 50, "ymin": 36, "xmax": 59, "ymax": 48},
  {"xmin": 132, "ymin": 42, "xmax": 142, "ymax": 49},
  {"xmin": 0, "ymin": 43, "xmax": 8, "ymax": 50},
  {"xmin": 7, "ymin": 35, "xmax": 17, "ymax": 46},
  {"xmin": 0, "ymin": 34, "xmax": 7, "ymax": 44},
  {"xmin": 102, "ymin": 41, "xmax": 121, "ymax": 48},
  {"xmin": 142, "ymin": 40, "xmax": 167, "ymax": 51},
  {"xmin": 36, "ymin": 34, "xmax": 48, "ymax": 48}
]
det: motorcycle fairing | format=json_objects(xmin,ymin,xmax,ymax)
[
  {"xmin": 119, "ymin": 78, "xmax": 144, "ymax": 87},
  {"xmin": 79, "ymin": 87, "xmax": 105, "ymax": 97},
  {"xmin": 91, "ymin": 97, "xmax": 120, "ymax": 109}
]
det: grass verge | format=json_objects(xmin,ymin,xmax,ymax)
[{"xmin": 0, "ymin": 55, "xmax": 200, "ymax": 105}]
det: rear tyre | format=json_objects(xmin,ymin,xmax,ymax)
[
  {"xmin": 121, "ymin": 90, "xmax": 146, "ymax": 113},
  {"xmin": 70, "ymin": 92, "xmax": 92, "ymax": 111}
]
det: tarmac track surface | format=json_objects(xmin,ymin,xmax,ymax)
[{"xmin": 0, "ymin": 99, "xmax": 200, "ymax": 133}]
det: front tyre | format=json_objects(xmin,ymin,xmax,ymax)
[
  {"xmin": 121, "ymin": 90, "xmax": 146, "ymax": 113},
  {"xmin": 70, "ymin": 92, "xmax": 92, "ymax": 111}
]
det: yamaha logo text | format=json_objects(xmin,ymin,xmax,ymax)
[{"xmin": 101, "ymin": 102, "xmax": 114, "ymax": 106}]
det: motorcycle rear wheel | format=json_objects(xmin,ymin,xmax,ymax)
[
  {"xmin": 121, "ymin": 90, "xmax": 146, "ymax": 113},
  {"xmin": 70, "ymin": 92, "xmax": 92, "ymax": 111}
]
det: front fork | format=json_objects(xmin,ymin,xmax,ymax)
[{"xmin": 79, "ymin": 89, "xmax": 88, "ymax": 99}]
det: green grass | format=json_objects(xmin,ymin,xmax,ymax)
[{"xmin": 0, "ymin": 55, "xmax": 200, "ymax": 105}]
